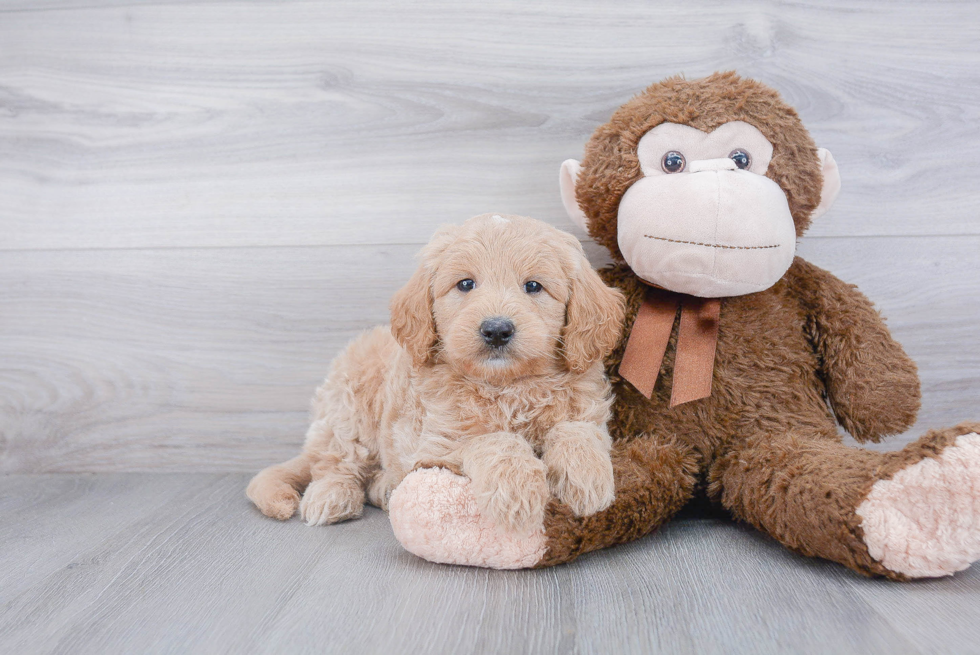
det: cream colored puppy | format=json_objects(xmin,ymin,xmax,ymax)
[{"xmin": 247, "ymin": 214, "xmax": 625, "ymax": 535}]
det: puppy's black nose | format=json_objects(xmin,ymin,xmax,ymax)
[{"xmin": 480, "ymin": 317, "xmax": 515, "ymax": 347}]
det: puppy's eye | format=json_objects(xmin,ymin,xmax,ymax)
[
  {"xmin": 729, "ymin": 149, "xmax": 751, "ymax": 170},
  {"xmin": 523, "ymin": 281, "xmax": 543, "ymax": 294},
  {"xmin": 456, "ymin": 279, "xmax": 475, "ymax": 292},
  {"xmin": 661, "ymin": 151, "xmax": 686, "ymax": 173}
]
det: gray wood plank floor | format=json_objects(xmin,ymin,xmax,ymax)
[{"xmin": 3, "ymin": 473, "xmax": 980, "ymax": 655}]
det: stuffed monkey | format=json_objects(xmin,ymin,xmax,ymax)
[{"xmin": 388, "ymin": 72, "xmax": 980, "ymax": 579}]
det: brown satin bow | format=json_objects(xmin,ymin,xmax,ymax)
[{"xmin": 619, "ymin": 286, "xmax": 722, "ymax": 407}]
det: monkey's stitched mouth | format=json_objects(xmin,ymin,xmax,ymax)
[{"xmin": 643, "ymin": 235, "xmax": 780, "ymax": 250}]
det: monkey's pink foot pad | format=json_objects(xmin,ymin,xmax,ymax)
[
  {"xmin": 858, "ymin": 433, "xmax": 980, "ymax": 578},
  {"xmin": 389, "ymin": 468, "xmax": 546, "ymax": 569}
]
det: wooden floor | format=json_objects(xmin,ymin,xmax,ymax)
[
  {"xmin": 3, "ymin": 0, "xmax": 980, "ymax": 653},
  {"xmin": 2, "ymin": 473, "xmax": 979, "ymax": 655}
]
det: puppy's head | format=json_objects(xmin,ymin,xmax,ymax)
[{"xmin": 390, "ymin": 214, "xmax": 624, "ymax": 380}]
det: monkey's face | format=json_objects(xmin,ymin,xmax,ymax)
[
  {"xmin": 559, "ymin": 75, "xmax": 843, "ymax": 299},
  {"xmin": 616, "ymin": 121, "xmax": 796, "ymax": 297}
]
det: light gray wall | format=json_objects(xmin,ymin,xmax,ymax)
[{"xmin": 2, "ymin": 0, "xmax": 979, "ymax": 472}]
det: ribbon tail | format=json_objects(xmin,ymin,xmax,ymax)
[
  {"xmin": 618, "ymin": 288, "xmax": 678, "ymax": 398},
  {"xmin": 670, "ymin": 296, "xmax": 722, "ymax": 407}
]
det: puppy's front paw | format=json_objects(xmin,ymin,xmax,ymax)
[
  {"xmin": 472, "ymin": 457, "xmax": 549, "ymax": 536},
  {"xmin": 299, "ymin": 477, "xmax": 365, "ymax": 526},
  {"xmin": 246, "ymin": 468, "xmax": 301, "ymax": 520},
  {"xmin": 544, "ymin": 440, "xmax": 615, "ymax": 517}
]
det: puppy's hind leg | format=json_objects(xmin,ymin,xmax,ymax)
[
  {"xmin": 293, "ymin": 327, "xmax": 393, "ymax": 525},
  {"xmin": 300, "ymin": 452, "xmax": 369, "ymax": 526},
  {"xmin": 247, "ymin": 453, "xmax": 313, "ymax": 520},
  {"xmin": 299, "ymin": 413, "xmax": 374, "ymax": 526}
]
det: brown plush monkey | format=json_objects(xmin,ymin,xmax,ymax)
[{"xmin": 388, "ymin": 72, "xmax": 980, "ymax": 579}]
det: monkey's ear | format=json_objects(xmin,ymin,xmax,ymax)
[
  {"xmin": 560, "ymin": 159, "xmax": 590, "ymax": 232},
  {"xmin": 562, "ymin": 250, "xmax": 626, "ymax": 373},
  {"xmin": 389, "ymin": 265, "xmax": 437, "ymax": 368},
  {"xmin": 811, "ymin": 148, "xmax": 841, "ymax": 220}
]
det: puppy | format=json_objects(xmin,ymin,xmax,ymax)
[{"xmin": 247, "ymin": 213, "xmax": 625, "ymax": 535}]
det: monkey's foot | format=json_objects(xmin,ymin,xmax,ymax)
[
  {"xmin": 389, "ymin": 468, "xmax": 547, "ymax": 569},
  {"xmin": 857, "ymin": 433, "xmax": 980, "ymax": 578}
]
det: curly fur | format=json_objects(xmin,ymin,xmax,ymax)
[{"xmin": 247, "ymin": 214, "xmax": 625, "ymax": 535}]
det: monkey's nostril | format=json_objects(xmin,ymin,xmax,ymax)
[{"xmin": 480, "ymin": 317, "xmax": 515, "ymax": 347}]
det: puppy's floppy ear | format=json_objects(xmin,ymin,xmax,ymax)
[
  {"xmin": 390, "ymin": 266, "xmax": 436, "ymax": 368},
  {"xmin": 560, "ymin": 235, "xmax": 625, "ymax": 373},
  {"xmin": 389, "ymin": 224, "xmax": 459, "ymax": 368}
]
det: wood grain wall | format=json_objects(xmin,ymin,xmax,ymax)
[{"xmin": 2, "ymin": 0, "xmax": 979, "ymax": 472}]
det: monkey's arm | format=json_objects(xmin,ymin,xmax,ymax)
[{"xmin": 792, "ymin": 258, "xmax": 920, "ymax": 442}]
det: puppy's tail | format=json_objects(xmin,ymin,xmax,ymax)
[{"xmin": 246, "ymin": 454, "xmax": 314, "ymax": 521}]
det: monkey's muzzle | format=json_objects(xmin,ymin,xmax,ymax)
[{"xmin": 617, "ymin": 168, "xmax": 797, "ymax": 298}]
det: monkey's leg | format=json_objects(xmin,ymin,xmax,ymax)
[
  {"xmin": 711, "ymin": 422, "xmax": 980, "ymax": 579},
  {"xmin": 388, "ymin": 434, "xmax": 699, "ymax": 569}
]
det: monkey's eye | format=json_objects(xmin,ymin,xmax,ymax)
[
  {"xmin": 729, "ymin": 149, "xmax": 751, "ymax": 170},
  {"xmin": 661, "ymin": 151, "xmax": 686, "ymax": 173},
  {"xmin": 456, "ymin": 279, "xmax": 475, "ymax": 292},
  {"xmin": 523, "ymin": 280, "xmax": 543, "ymax": 294}
]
